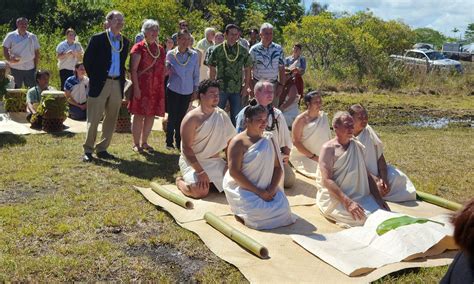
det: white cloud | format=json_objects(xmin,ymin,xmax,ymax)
[{"xmin": 306, "ymin": 0, "xmax": 474, "ymax": 38}]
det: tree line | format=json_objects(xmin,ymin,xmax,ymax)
[{"xmin": 1, "ymin": 0, "xmax": 472, "ymax": 89}]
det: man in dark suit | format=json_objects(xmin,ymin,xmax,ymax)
[{"xmin": 82, "ymin": 10, "xmax": 130, "ymax": 162}]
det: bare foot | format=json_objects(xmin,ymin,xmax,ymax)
[{"xmin": 176, "ymin": 177, "xmax": 192, "ymax": 197}]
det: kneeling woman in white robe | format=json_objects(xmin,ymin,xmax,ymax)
[
  {"xmin": 224, "ymin": 102, "xmax": 296, "ymax": 230},
  {"xmin": 349, "ymin": 104, "xmax": 416, "ymax": 202},
  {"xmin": 290, "ymin": 91, "xmax": 331, "ymax": 178}
]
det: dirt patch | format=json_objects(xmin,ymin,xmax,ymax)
[
  {"xmin": 93, "ymin": 215, "xmax": 210, "ymax": 282},
  {"xmin": 0, "ymin": 182, "xmax": 57, "ymax": 204},
  {"xmin": 126, "ymin": 243, "xmax": 207, "ymax": 282}
]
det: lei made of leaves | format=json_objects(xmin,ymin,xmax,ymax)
[
  {"xmin": 144, "ymin": 40, "xmax": 161, "ymax": 59},
  {"xmin": 106, "ymin": 30, "xmax": 124, "ymax": 53},
  {"xmin": 223, "ymin": 41, "xmax": 240, "ymax": 62},
  {"xmin": 172, "ymin": 48, "xmax": 191, "ymax": 66}
]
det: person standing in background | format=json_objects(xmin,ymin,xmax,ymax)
[
  {"xmin": 56, "ymin": 28, "xmax": 83, "ymax": 90},
  {"xmin": 165, "ymin": 29, "xmax": 200, "ymax": 150},
  {"xmin": 128, "ymin": 19, "xmax": 166, "ymax": 153},
  {"xmin": 82, "ymin": 10, "xmax": 130, "ymax": 162},
  {"xmin": 195, "ymin": 27, "xmax": 215, "ymax": 81},
  {"xmin": 2, "ymin": 17, "xmax": 40, "ymax": 88}
]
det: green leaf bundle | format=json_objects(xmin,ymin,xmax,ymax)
[{"xmin": 376, "ymin": 215, "xmax": 444, "ymax": 236}]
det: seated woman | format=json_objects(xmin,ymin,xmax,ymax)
[
  {"xmin": 223, "ymin": 101, "xmax": 296, "ymax": 230},
  {"xmin": 26, "ymin": 70, "xmax": 53, "ymax": 127},
  {"xmin": 289, "ymin": 91, "xmax": 331, "ymax": 178},
  {"xmin": 64, "ymin": 62, "xmax": 88, "ymax": 120}
]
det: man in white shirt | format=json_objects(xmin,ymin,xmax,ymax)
[{"xmin": 2, "ymin": 17, "xmax": 40, "ymax": 88}]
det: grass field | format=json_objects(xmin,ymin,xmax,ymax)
[{"xmin": 0, "ymin": 92, "xmax": 473, "ymax": 282}]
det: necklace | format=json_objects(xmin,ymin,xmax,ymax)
[
  {"xmin": 223, "ymin": 41, "xmax": 239, "ymax": 62},
  {"xmin": 106, "ymin": 30, "xmax": 124, "ymax": 53},
  {"xmin": 173, "ymin": 48, "xmax": 191, "ymax": 66},
  {"xmin": 144, "ymin": 40, "xmax": 160, "ymax": 59}
]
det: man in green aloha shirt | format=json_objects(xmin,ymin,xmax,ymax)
[{"xmin": 208, "ymin": 24, "xmax": 252, "ymax": 126}]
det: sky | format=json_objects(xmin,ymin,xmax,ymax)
[{"xmin": 304, "ymin": 0, "xmax": 474, "ymax": 38}]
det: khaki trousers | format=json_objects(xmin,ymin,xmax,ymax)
[{"xmin": 83, "ymin": 79, "xmax": 122, "ymax": 154}]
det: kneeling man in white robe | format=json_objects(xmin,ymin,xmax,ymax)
[
  {"xmin": 349, "ymin": 104, "xmax": 417, "ymax": 202},
  {"xmin": 224, "ymin": 102, "xmax": 296, "ymax": 230},
  {"xmin": 316, "ymin": 111, "xmax": 390, "ymax": 227},
  {"xmin": 177, "ymin": 79, "xmax": 236, "ymax": 198}
]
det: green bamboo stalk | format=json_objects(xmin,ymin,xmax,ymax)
[
  {"xmin": 150, "ymin": 182, "xmax": 193, "ymax": 209},
  {"xmin": 416, "ymin": 191, "xmax": 462, "ymax": 211},
  {"xmin": 204, "ymin": 212, "xmax": 269, "ymax": 259}
]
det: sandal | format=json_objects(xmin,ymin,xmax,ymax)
[
  {"xmin": 132, "ymin": 144, "xmax": 144, "ymax": 153},
  {"xmin": 141, "ymin": 143, "xmax": 155, "ymax": 152}
]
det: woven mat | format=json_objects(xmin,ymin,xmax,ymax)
[{"xmin": 134, "ymin": 174, "xmax": 456, "ymax": 283}]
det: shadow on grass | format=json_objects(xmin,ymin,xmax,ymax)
[
  {"xmin": 50, "ymin": 132, "xmax": 77, "ymax": 138},
  {"xmin": 0, "ymin": 133, "xmax": 27, "ymax": 148},
  {"xmin": 94, "ymin": 151, "xmax": 180, "ymax": 183}
]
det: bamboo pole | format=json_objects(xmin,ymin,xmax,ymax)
[
  {"xmin": 204, "ymin": 212, "xmax": 269, "ymax": 259},
  {"xmin": 150, "ymin": 182, "xmax": 194, "ymax": 209},
  {"xmin": 416, "ymin": 191, "xmax": 462, "ymax": 211}
]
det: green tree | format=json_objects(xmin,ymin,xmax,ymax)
[
  {"xmin": 0, "ymin": 0, "xmax": 48, "ymax": 27},
  {"xmin": 306, "ymin": 2, "xmax": 328, "ymax": 16},
  {"xmin": 284, "ymin": 13, "xmax": 349, "ymax": 71},
  {"xmin": 205, "ymin": 3, "xmax": 232, "ymax": 32},
  {"xmin": 464, "ymin": 23, "xmax": 474, "ymax": 42},
  {"xmin": 413, "ymin": 28, "xmax": 447, "ymax": 49},
  {"xmin": 251, "ymin": 0, "xmax": 304, "ymax": 34},
  {"xmin": 240, "ymin": 9, "xmax": 265, "ymax": 34},
  {"xmin": 37, "ymin": 0, "xmax": 108, "ymax": 34},
  {"xmin": 452, "ymin": 27, "xmax": 460, "ymax": 40},
  {"xmin": 112, "ymin": 0, "xmax": 204, "ymax": 41}
]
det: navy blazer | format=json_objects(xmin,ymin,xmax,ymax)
[{"xmin": 83, "ymin": 31, "xmax": 130, "ymax": 98}]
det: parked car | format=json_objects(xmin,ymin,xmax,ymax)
[
  {"xmin": 413, "ymin": 43, "xmax": 434, "ymax": 50},
  {"xmin": 390, "ymin": 49, "xmax": 463, "ymax": 73},
  {"xmin": 442, "ymin": 42, "xmax": 473, "ymax": 62}
]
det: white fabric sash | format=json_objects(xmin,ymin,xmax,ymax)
[
  {"xmin": 290, "ymin": 112, "xmax": 331, "ymax": 178},
  {"xmin": 9, "ymin": 36, "xmax": 35, "ymax": 68},
  {"xmin": 223, "ymin": 133, "xmax": 296, "ymax": 230},
  {"xmin": 356, "ymin": 125, "xmax": 383, "ymax": 176},
  {"xmin": 316, "ymin": 139, "xmax": 380, "ymax": 226},
  {"xmin": 179, "ymin": 107, "xmax": 236, "ymax": 192},
  {"xmin": 268, "ymin": 107, "xmax": 293, "ymax": 150},
  {"xmin": 356, "ymin": 125, "xmax": 416, "ymax": 202}
]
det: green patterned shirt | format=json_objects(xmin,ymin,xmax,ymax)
[{"xmin": 208, "ymin": 42, "xmax": 253, "ymax": 94}]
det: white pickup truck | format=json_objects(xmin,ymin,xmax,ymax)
[{"xmin": 390, "ymin": 49, "xmax": 463, "ymax": 73}]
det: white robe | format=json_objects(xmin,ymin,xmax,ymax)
[
  {"xmin": 289, "ymin": 112, "xmax": 331, "ymax": 178},
  {"xmin": 316, "ymin": 139, "xmax": 380, "ymax": 227},
  {"xmin": 179, "ymin": 108, "xmax": 236, "ymax": 192},
  {"xmin": 223, "ymin": 133, "xmax": 296, "ymax": 230},
  {"xmin": 281, "ymin": 95, "xmax": 300, "ymax": 127},
  {"xmin": 356, "ymin": 125, "xmax": 416, "ymax": 202}
]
